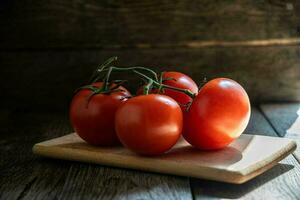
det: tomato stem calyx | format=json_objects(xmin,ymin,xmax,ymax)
[{"xmin": 75, "ymin": 80, "xmax": 127, "ymax": 109}]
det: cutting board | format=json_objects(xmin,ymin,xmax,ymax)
[{"xmin": 33, "ymin": 133, "xmax": 297, "ymax": 184}]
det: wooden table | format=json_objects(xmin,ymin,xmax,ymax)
[{"xmin": 1, "ymin": 103, "xmax": 300, "ymax": 200}]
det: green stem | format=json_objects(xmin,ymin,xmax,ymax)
[
  {"xmin": 133, "ymin": 70, "xmax": 196, "ymax": 98},
  {"xmin": 104, "ymin": 66, "xmax": 114, "ymax": 90},
  {"xmin": 100, "ymin": 66, "xmax": 159, "ymax": 91},
  {"xmin": 158, "ymin": 71, "xmax": 164, "ymax": 92},
  {"xmin": 97, "ymin": 66, "xmax": 159, "ymax": 82},
  {"xmin": 98, "ymin": 56, "xmax": 118, "ymax": 72},
  {"xmin": 96, "ymin": 65, "xmax": 196, "ymax": 99},
  {"xmin": 89, "ymin": 56, "xmax": 118, "ymax": 83},
  {"xmin": 143, "ymin": 79, "xmax": 153, "ymax": 95},
  {"xmin": 161, "ymin": 84, "xmax": 196, "ymax": 98},
  {"xmin": 117, "ymin": 66, "xmax": 158, "ymax": 82}
]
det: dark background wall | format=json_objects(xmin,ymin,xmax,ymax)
[{"xmin": 1, "ymin": 0, "xmax": 300, "ymax": 112}]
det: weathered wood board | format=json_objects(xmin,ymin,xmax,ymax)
[
  {"xmin": 1, "ymin": 0, "xmax": 300, "ymax": 49},
  {"xmin": 2, "ymin": 46, "xmax": 300, "ymax": 112},
  {"xmin": 0, "ymin": 112, "xmax": 192, "ymax": 200},
  {"xmin": 1, "ymin": 0, "xmax": 300, "ymax": 112},
  {"xmin": 261, "ymin": 103, "xmax": 300, "ymax": 163},
  {"xmin": 191, "ymin": 108, "xmax": 300, "ymax": 199},
  {"xmin": 33, "ymin": 133, "xmax": 297, "ymax": 184}
]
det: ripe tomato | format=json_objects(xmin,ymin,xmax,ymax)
[
  {"xmin": 70, "ymin": 82, "xmax": 131, "ymax": 146},
  {"xmin": 183, "ymin": 78, "xmax": 251, "ymax": 150},
  {"xmin": 115, "ymin": 94, "xmax": 182, "ymax": 156},
  {"xmin": 137, "ymin": 72, "xmax": 198, "ymax": 111},
  {"xmin": 161, "ymin": 72, "xmax": 198, "ymax": 107}
]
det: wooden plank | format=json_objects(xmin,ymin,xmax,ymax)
[
  {"xmin": 260, "ymin": 103, "xmax": 300, "ymax": 162},
  {"xmin": 0, "ymin": 159, "xmax": 71, "ymax": 200},
  {"xmin": 33, "ymin": 133, "xmax": 296, "ymax": 184},
  {"xmin": 1, "ymin": 46, "xmax": 300, "ymax": 112},
  {"xmin": 0, "ymin": 0, "xmax": 300, "ymax": 49},
  {"xmin": 59, "ymin": 164, "xmax": 192, "ymax": 200},
  {"xmin": 260, "ymin": 103, "xmax": 300, "ymax": 137},
  {"xmin": 1, "ymin": 109, "xmax": 299, "ymax": 199},
  {"xmin": 0, "ymin": 112, "xmax": 193, "ymax": 200},
  {"xmin": 191, "ymin": 107, "xmax": 300, "ymax": 199},
  {"xmin": 0, "ymin": 113, "xmax": 72, "ymax": 200},
  {"xmin": 0, "ymin": 112, "xmax": 70, "ymax": 170},
  {"xmin": 192, "ymin": 156, "xmax": 300, "ymax": 200}
]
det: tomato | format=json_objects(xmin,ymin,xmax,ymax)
[
  {"xmin": 161, "ymin": 72, "xmax": 198, "ymax": 106},
  {"xmin": 115, "ymin": 94, "xmax": 182, "ymax": 155},
  {"xmin": 70, "ymin": 82, "xmax": 131, "ymax": 146},
  {"xmin": 137, "ymin": 72, "xmax": 198, "ymax": 111},
  {"xmin": 183, "ymin": 78, "xmax": 251, "ymax": 150}
]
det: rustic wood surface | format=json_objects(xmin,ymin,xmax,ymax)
[
  {"xmin": 1, "ymin": 0, "xmax": 300, "ymax": 49},
  {"xmin": 1, "ymin": 106, "xmax": 300, "ymax": 199},
  {"xmin": 1, "ymin": 0, "xmax": 300, "ymax": 113},
  {"xmin": 32, "ymin": 133, "xmax": 296, "ymax": 184},
  {"xmin": 260, "ymin": 103, "xmax": 300, "ymax": 162},
  {"xmin": 191, "ymin": 107, "xmax": 300, "ymax": 200},
  {"xmin": 1, "ymin": 46, "xmax": 300, "ymax": 112},
  {"xmin": 0, "ymin": 111, "xmax": 192, "ymax": 200},
  {"xmin": 0, "ymin": 112, "xmax": 71, "ymax": 200},
  {"xmin": 1, "ymin": 0, "xmax": 300, "ymax": 198},
  {"xmin": 59, "ymin": 164, "xmax": 192, "ymax": 200}
]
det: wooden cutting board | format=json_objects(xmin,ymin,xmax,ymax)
[{"xmin": 33, "ymin": 133, "xmax": 297, "ymax": 184}]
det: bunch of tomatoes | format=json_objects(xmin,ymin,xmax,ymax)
[{"xmin": 70, "ymin": 57, "xmax": 251, "ymax": 156}]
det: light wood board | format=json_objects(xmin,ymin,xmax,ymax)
[{"xmin": 33, "ymin": 133, "xmax": 297, "ymax": 184}]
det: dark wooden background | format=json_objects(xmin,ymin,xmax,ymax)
[
  {"xmin": 1, "ymin": 1, "xmax": 300, "ymax": 199},
  {"xmin": 1, "ymin": 0, "xmax": 300, "ymax": 112}
]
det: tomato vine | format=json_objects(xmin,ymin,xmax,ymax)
[{"xmin": 75, "ymin": 56, "xmax": 197, "ymax": 100}]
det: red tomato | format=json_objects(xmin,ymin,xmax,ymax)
[
  {"xmin": 115, "ymin": 94, "xmax": 183, "ymax": 156},
  {"xmin": 70, "ymin": 82, "xmax": 131, "ymax": 146},
  {"xmin": 183, "ymin": 78, "xmax": 251, "ymax": 150},
  {"xmin": 162, "ymin": 72, "xmax": 198, "ymax": 106},
  {"xmin": 137, "ymin": 72, "xmax": 198, "ymax": 111}
]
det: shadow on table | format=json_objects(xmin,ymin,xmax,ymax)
[{"xmin": 191, "ymin": 163, "xmax": 294, "ymax": 199}]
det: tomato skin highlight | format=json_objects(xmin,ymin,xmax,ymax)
[
  {"xmin": 183, "ymin": 78, "xmax": 251, "ymax": 150},
  {"xmin": 115, "ymin": 94, "xmax": 183, "ymax": 156},
  {"xmin": 70, "ymin": 82, "xmax": 131, "ymax": 146}
]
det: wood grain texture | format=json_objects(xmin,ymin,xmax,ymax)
[
  {"xmin": 0, "ymin": 0, "xmax": 300, "ymax": 49},
  {"xmin": 0, "ymin": 113, "xmax": 72, "ymax": 200},
  {"xmin": 192, "ymin": 156, "xmax": 300, "ymax": 200},
  {"xmin": 0, "ymin": 112, "xmax": 70, "ymax": 170},
  {"xmin": 260, "ymin": 103, "xmax": 300, "ymax": 137},
  {"xmin": 33, "ymin": 133, "xmax": 296, "ymax": 184},
  {"xmin": 1, "ymin": 108, "xmax": 300, "ymax": 199},
  {"xmin": 0, "ymin": 112, "xmax": 192, "ymax": 200},
  {"xmin": 191, "ymin": 108, "xmax": 300, "ymax": 199},
  {"xmin": 260, "ymin": 103, "xmax": 300, "ymax": 162},
  {"xmin": 59, "ymin": 164, "xmax": 192, "ymax": 200},
  {"xmin": 1, "ymin": 46, "xmax": 300, "ymax": 112},
  {"xmin": 1, "ymin": 0, "xmax": 300, "ymax": 110}
]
